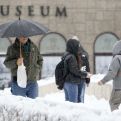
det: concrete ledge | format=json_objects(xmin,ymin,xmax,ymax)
[
  {"xmin": 39, "ymin": 82, "xmax": 112, "ymax": 100},
  {"xmin": 39, "ymin": 83, "xmax": 58, "ymax": 97},
  {"xmin": 86, "ymin": 83, "xmax": 112, "ymax": 100}
]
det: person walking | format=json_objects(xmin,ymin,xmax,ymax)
[
  {"xmin": 4, "ymin": 36, "xmax": 43, "ymax": 99},
  {"xmin": 98, "ymin": 41, "xmax": 121, "ymax": 111},
  {"xmin": 63, "ymin": 38, "xmax": 91, "ymax": 103}
]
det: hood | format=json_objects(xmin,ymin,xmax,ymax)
[
  {"xmin": 66, "ymin": 39, "xmax": 79, "ymax": 56},
  {"xmin": 14, "ymin": 38, "xmax": 31, "ymax": 47},
  {"xmin": 71, "ymin": 36, "xmax": 89, "ymax": 58},
  {"xmin": 112, "ymin": 41, "xmax": 121, "ymax": 55}
]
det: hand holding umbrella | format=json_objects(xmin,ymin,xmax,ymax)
[{"xmin": 17, "ymin": 57, "xmax": 23, "ymax": 66}]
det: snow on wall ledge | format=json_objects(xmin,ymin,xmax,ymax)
[
  {"xmin": 0, "ymin": 94, "xmax": 121, "ymax": 121},
  {"xmin": 38, "ymin": 74, "xmax": 112, "ymax": 100}
]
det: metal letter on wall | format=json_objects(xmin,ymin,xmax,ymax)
[
  {"xmin": 0, "ymin": 5, "xmax": 9, "ymax": 16},
  {"xmin": 15, "ymin": 6, "xmax": 22, "ymax": 16},
  {"xmin": 40, "ymin": 6, "xmax": 49, "ymax": 17},
  {"xmin": 55, "ymin": 7, "xmax": 67, "ymax": 17}
]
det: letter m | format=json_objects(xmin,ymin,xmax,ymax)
[{"xmin": 56, "ymin": 7, "xmax": 67, "ymax": 17}]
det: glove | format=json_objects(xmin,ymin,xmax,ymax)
[{"xmin": 86, "ymin": 78, "xmax": 90, "ymax": 84}]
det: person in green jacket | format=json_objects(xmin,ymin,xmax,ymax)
[{"xmin": 4, "ymin": 36, "xmax": 43, "ymax": 98}]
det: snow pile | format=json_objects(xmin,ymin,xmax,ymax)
[
  {"xmin": 0, "ymin": 74, "xmax": 118, "ymax": 121},
  {"xmin": 0, "ymin": 95, "xmax": 48, "ymax": 121},
  {"xmin": 0, "ymin": 91, "xmax": 121, "ymax": 121}
]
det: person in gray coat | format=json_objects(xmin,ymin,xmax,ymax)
[{"xmin": 98, "ymin": 40, "xmax": 121, "ymax": 111}]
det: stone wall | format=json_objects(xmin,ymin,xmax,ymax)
[
  {"xmin": 1, "ymin": 0, "xmax": 121, "ymax": 72},
  {"xmin": 39, "ymin": 82, "xmax": 112, "ymax": 100}
]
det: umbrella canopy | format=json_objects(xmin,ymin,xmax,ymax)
[{"xmin": 0, "ymin": 19, "xmax": 49, "ymax": 38}]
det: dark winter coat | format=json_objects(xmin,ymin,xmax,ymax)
[
  {"xmin": 4, "ymin": 38, "xmax": 43, "ymax": 82},
  {"xmin": 80, "ymin": 54, "xmax": 90, "ymax": 84},
  {"xmin": 78, "ymin": 44, "xmax": 90, "ymax": 84},
  {"xmin": 63, "ymin": 39, "xmax": 87, "ymax": 84}
]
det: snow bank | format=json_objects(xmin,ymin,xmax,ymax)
[
  {"xmin": 0, "ymin": 74, "xmax": 117, "ymax": 121},
  {"xmin": 0, "ymin": 91, "xmax": 121, "ymax": 121}
]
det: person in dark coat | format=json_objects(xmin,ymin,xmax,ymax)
[
  {"xmin": 72, "ymin": 36, "xmax": 90, "ymax": 103},
  {"xmin": 4, "ymin": 36, "xmax": 43, "ymax": 99},
  {"xmin": 63, "ymin": 38, "xmax": 91, "ymax": 102},
  {"xmin": 78, "ymin": 47, "xmax": 90, "ymax": 103}
]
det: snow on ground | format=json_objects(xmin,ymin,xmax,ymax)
[
  {"xmin": 0, "ymin": 90, "xmax": 121, "ymax": 121},
  {"xmin": 38, "ymin": 76, "xmax": 55, "ymax": 87},
  {"xmin": 0, "ymin": 74, "xmax": 120, "ymax": 121}
]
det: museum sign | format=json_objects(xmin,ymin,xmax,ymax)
[{"xmin": 0, "ymin": 5, "xmax": 67, "ymax": 17}]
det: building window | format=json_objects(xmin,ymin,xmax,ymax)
[
  {"xmin": 40, "ymin": 32, "xmax": 66, "ymax": 78},
  {"xmin": 0, "ymin": 38, "xmax": 11, "ymax": 89},
  {"xmin": 94, "ymin": 33, "xmax": 119, "ymax": 74}
]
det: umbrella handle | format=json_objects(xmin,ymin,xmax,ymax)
[{"xmin": 20, "ymin": 42, "xmax": 22, "ymax": 58}]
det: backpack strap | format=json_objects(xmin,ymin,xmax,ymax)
[
  {"xmin": 117, "ymin": 57, "xmax": 121, "ymax": 66},
  {"xmin": 62, "ymin": 53, "xmax": 72, "ymax": 61},
  {"xmin": 115, "ymin": 54, "xmax": 121, "ymax": 65},
  {"xmin": 61, "ymin": 53, "xmax": 72, "ymax": 79}
]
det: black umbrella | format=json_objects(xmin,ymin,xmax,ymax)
[{"xmin": 0, "ymin": 19, "xmax": 49, "ymax": 38}]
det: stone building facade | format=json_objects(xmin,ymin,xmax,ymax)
[{"xmin": 0, "ymin": 0, "xmax": 121, "ymax": 74}]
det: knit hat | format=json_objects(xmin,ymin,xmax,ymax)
[{"xmin": 72, "ymin": 36, "xmax": 79, "ymax": 41}]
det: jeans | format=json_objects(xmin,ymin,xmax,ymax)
[
  {"xmin": 64, "ymin": 82, "xmax": 78, "ymax": 103},
  {"xmin": 11, "ymin": 81, "xmax": 38, "ymax": 99},
  {"xmin": 78, "ymin": 79, "xmax": 86, "ymax": 103}
]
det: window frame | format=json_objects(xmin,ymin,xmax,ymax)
[
  {"xmin": 93, "ymin": 32, "xmax": 119, "ymax": 73},
  {"xmin": 0, "ymin": 38, "xmax": 12, "ymax": 56},
  {"xmin": 39, "ymin": 32, "xmax": 67, "ymax": 56}
]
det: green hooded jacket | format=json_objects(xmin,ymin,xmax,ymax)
[{"xmin": 4, "ymin": 38, "xmax": 43, "ymax": 82}]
